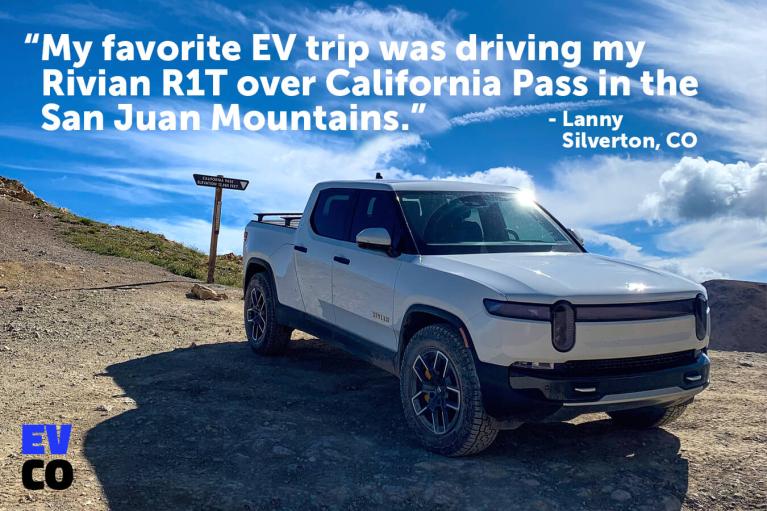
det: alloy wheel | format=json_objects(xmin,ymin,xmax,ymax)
[
  {"xmin": 246, "ymin": 287, "xmax": 267, "ymax": 341},
  {"xmin": 410, "ymin": 349, "xmax": 462, "ymax": 435}
]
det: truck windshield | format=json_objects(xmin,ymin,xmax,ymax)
[{"xmin": 396, "ymin": 191, "xmax": 581, "ymax": 255}]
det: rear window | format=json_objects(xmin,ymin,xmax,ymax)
[{"xmin": 310, "ymin": 188, "xmax": 357, "ymax": 240}]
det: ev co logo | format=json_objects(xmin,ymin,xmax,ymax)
[{"xmin": 21, "ymin": 424, "xmax": 74, "ymax": 490}]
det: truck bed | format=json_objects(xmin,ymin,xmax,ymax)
[{"xmin": 244, "ymin": 213, "xmax": 303, "ymax": 278}]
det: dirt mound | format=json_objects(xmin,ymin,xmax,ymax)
[
  {"xmin": 704, "ymin": 279, "xmax": 767, "ymax": 353},
  {"xmin": 0, "ymin": 176, "xmax": 39, "ymax": 204}
]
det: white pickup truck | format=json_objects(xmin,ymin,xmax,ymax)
[{"xmin": 242, "ymin": 180, "xmax": 710, "ymax": 456}]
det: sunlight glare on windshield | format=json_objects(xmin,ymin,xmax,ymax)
[{"xmin": 515, "ymin": 189, "xmax": 537, "ymax": 207}]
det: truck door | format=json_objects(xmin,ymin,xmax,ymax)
[
  {"xmin": 294, "ymin": 188, "xmax": 358, "ymax": 323},
  {"xmin": 331, "ymin": 189, "xmax": 407, "ymax": 352}
]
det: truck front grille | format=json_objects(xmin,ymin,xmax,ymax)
[
  {"xmin": 555, "ymin": 350, "xmax": 698, "ymax": 376},
  {"xmin": 511, "ymin": 350, "xmax": 700, "ymax": 377}
]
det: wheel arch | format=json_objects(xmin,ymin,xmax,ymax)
[
  {"xmin": 397, "ymin": 304, "xmax": 476, "ymax": 374},
  {"xmin": 244, "ymin": 257, "xmax": 277, "ymax": 293}
]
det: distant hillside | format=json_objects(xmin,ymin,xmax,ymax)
[
  {"xmin": 0, "ymin": 176, "xmax": 243, "ymax": 286},
  {"xmin": 703, "ymin": 279, "xmax": 767, "ymax": 353}
]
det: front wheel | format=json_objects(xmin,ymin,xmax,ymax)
[
  {"xmin": 399, "ymin": 324, "xmax": 498, "ymax": 456},
  {"xmin": 244, "ymin": 273, "xmax": 292, "ymax": 355},
  {"xmin": 608, "ymin": 403, "xmax": 688, "ymax": 428}
]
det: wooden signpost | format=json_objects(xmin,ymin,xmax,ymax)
[{"xmin": 193, "ymin": 174, "xmax": 249, "ymax": 283}]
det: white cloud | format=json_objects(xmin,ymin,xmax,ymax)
[
  {"xmin": 655, "ymin": 218, "xmax": 767, "ymax": 280},
  {"xmin": 577, "ymin": 228, "xmax": 646, "ymax": 261},
  {"xmin": 443, "ymin": 166, "xmax": 535, "ymax": 190},
  {"xmin": 536, "ymin": 156, "xmax": 670, "ymax": 227},
  {"xmin": 615, "ymin": 0, "xmax": 767, "ymax": 160},
  {"xmin": 642, "ymin": 157, "xmax": 767, "ymax": 221},
  {"xmin": 450, "ymin": 100, "xmax": 611, "ymax": 127},
  {"xmin": 263, "ymin": 4, "xmax": 461, "ymax": 63},
  {"xmin": 565, "ymin": 198, "xmax": 767, "ymax": 283},
  {"xmin": 2, "ymin": 125, "xmax": 424, "ymax": 215},
  {"xmin": 578, "ymin": 227, "xmax": 728, "ymax": 282}
]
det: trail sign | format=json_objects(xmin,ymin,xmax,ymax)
[
  {"xmin": 193, "ymin": 173, "xmax": 249, "ymax": 283},
  {"xmin": 193, "ymin": 174, "xmax": 249, "ymax": 191}
]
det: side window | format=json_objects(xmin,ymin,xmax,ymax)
[
  {"xmin": 310, "ymin": 188, "xmax": 357, "ymax": 241},
  {"xmin": 351, "ymin": 190, "xmax": 399, "ymax": 240},
  {"xmin": 350, "ymin": 190, "xmax": 415, "ymax": 252}
]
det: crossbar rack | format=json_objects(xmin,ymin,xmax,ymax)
[{"xmin": 255, "ymin": 212, "xmax": 303, "ymax": 228}]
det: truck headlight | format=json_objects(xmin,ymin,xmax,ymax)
[
  {"xmin": 551, "ymin": 301, "xmax": 576, "ymax": 352},
  {"xmin": 484, "ymin": 299, "xmax": 576, "ymax": 352},
  {"xmin": 694, "ymin": 294, "xmax": 708, "ymax": 340},
  {"xmin": 483, "ymin": 299, "xmax": 550, "ymax": 321}
]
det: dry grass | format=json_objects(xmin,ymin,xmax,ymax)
[{"xmin": 50, "ymin": 206, "xmax": 242, "ymax": 286}]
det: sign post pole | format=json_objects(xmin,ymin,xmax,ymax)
[
  {"xmin": 192, "ymin": 173, "xmax": 250, "ymax": 285},
  {"xmin": 206, "ymin": 183, "xmax": 223, "ymax": 283}
]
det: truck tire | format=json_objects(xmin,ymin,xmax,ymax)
[
  {"xmin": 244, "ymin": 272, "xmax": 292, "ymax": 355},
  {"xmin": 400, "ymin": 323, "xmax": 498, "ymax": 456},
  {"xmin": 608, "ymin": 403, "xmax": 688, "ymax": 428}
]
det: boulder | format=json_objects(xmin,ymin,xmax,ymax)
[{"xmin": 190, "ymin": 284, "xmax": 228, "ymax": 301}]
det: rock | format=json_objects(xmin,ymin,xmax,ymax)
[
  {"xmin": 738, "ymin": 360, "xmax": 754, "ymax": 367},
  {"xmin": 611, "ymin": 489, "xmax": 632, "ymax": 502},
  {"xmin": 190, "ymin": 284, "xmax": 228, "ymax": 301},
  {"xmin": 0, "ymin": 176, "xmax": 38, "ymax": 203},
  {"xmin": 15, "ymin": 305, "xmax": 24, "ymax": 312},
  {"xmin": 1, "ymin": 345, "xmax": 10, "ymax": 351},
  {"xmin": 95, "ymin": 404, "xmax": 112, "ymax": 413}
]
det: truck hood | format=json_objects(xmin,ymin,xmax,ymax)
[{"xmin": 422, "ymin": 252, "xmax": 705, "ymax": 304}]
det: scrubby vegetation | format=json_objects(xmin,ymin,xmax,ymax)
[{"xmin": 54, "ymin": 208, "xmax": 243, "ymax": 286}]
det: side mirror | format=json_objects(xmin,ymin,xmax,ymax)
[
  {"xmin": 356, "ymin": 227, "xmax": 392, "ymax": 252},
  {"xmin": 567, "ymin": 228, "xmax": 584, "ymax": 246}
]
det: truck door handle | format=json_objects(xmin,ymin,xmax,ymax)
[
  {"xmin": 294, "ymin": 245, "xmax": 308, "ymax": 253},
  {"xmin": 333, "ymin": 256, "xmax": 350, "ymax": 265}
]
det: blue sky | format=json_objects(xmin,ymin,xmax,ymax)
[{"xmin": 1, "ymin": 0, "xmax": 765, "ymax": 282}]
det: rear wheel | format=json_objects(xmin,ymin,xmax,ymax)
[
  {"xmin": 400, "ymin": 324, "xmax": 498, "ymax": 456},
  {"xmin": 608, "ymin": 403, "xmax": 688, "ymax": 428},
  {"xmin": 244, "ymin": 273, "xmax": 292, "ymax": 355}
]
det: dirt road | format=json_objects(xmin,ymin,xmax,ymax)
[{"xmin": 1, "ymin": 196, "xmax": 765, "ymax": 510}]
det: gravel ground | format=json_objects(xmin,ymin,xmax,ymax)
[{"xmin": 1, "ymin": 196, "xmax": 765, "ymax": 510}]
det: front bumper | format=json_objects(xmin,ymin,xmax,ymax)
[{"xmin": 476, "ymin": 351, "xmax": 710, "ymax": 423}]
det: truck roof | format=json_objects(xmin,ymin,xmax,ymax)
[{"xmin": 316, "ymin": 180, "xmax": 521, "ymax": 192}]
